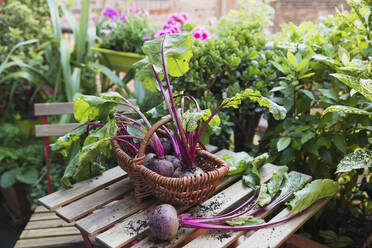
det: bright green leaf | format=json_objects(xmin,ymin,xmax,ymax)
[
  {"xmin": 16, "ymin": 168, "xmax": 38, "ymax": 185},
  {"xmin": 287, "ymin": 51, "xmax": 298, "ymax": 68},
  {"xmin": 222, "ymin": 152, "xmax": 253, "ymax": 176},
  {"xmin": 277, "ymin": 137, "xmax": 291, "ymax": 152},
  {"xmin": 286, "ymin": 179, "xmax": 338, "ymax": 215}
]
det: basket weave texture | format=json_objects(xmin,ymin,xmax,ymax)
[{"xmin": 112, "ymin": 116, "xmax": 229, "ymax": 205}]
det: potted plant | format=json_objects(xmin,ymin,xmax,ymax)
[
  {"xmin": 92, "ymin": 7, "xmax": 153, "ymax": 73},
  {"xmin": 52, "ymin": 34, "xmax": 286, "ymax": 205}
]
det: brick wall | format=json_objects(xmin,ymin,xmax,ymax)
[
  {"xmin": 63, "ymin": 0, "xmax": 350, "ymax": 32},
  {"xmin": 270, "ymin": 0, "xmax": 349, "ymax": 31}
]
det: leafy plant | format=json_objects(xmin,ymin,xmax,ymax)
[
  {"xmin": 97, "ymin": 7, "xmax": 154, "ymax": 54},
  {"xmin": 260, "ymin": 1, "xmax": 371, "ymax": 245},
  {"xmin": 171, "ymin": 0, "xmax": 277, "ymax": 150},
  {"xmin": 178, "ymin": 167, "xmax": 338, "ymax": 230},
  {"xmin": 0, "ymin": 123, "xmax": 42, "ymax": 188},
  {"xmin": 0, "ymin": 0, "xmax": 51, "ymax": 121},
  {"xmin": 51, "ymin": 33, "xmax": 286, "ymax": 185},
  {"xmin": 135, "ymin": 33, "xmax": 286, "ymax": 169}
]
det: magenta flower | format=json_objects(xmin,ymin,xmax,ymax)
[
  {"xmin": 119, "ymin": 12, "xmax": 127, "ymax": 22},
  {"xmin": 191, "ymin": 27, "xmax": 210, "ymax": 40},
  {"xmin": 154, "ymin": 30, "xmax": 167, "ymax": 38},
  {"xmin": 103, "ymin": 7, "xmax": 118, "ymax": 20}
]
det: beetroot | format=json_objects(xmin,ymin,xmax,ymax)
[
  {"xmin": 172, "ymin": 166, "xmax": 204, "ymax": 178},
  {"xmin": 148, "ymin": 204, "xmax": 179, "ymax": 240},
  {"xmin": 165, "ymin": 155, "xmax": 182, "ymax": 170},
  {"xmin": 145, "ymin": 159, "xmax": 175, "ymax": 177},
  {"xmin": 144, "ymin": 153, "xmax": 157, "ymax": 166}
]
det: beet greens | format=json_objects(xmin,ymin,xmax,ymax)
[
  {"xmin": 148, "ymin": 167, "xmax": 338, "ymax": 239},
  {"xmin": 134, "ymin": 33, "xmax": 287, "ymax": 169},
  {"xmin": 52, "ymin": 33, "xmax": 287, "ymax": 185}
]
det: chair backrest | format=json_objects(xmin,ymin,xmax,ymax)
[
  {"xmin": 34, "ymin": 99, "xmax": 136, "ymax": 194},
  {"xmin": 34, "ymin": 100, "xmax": 136, "ymax": 137}
]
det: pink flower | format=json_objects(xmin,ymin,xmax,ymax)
[
  {"xmin": 119, "ymin": 12, "xmax": 126, "ymax": 22},
  {"xmin": 191, "ymin": 27, "xmax": 210, "ymax": 40},
  {"xmin": 154, "ymin": 30, "xmax": 166, "ymax": 38},
  {"xmin": 103, "ymin": 7, "xmax": 118, "ymax": 20},
  {"xmin": 129, "ymin": 7, "xmax": 136, "ymax": 15}
]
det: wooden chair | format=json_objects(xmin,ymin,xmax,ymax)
[{"xmin": 14, "ymin": 100, "xmax": 135, "ymax": 248}]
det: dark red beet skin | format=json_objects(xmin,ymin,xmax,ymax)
[
  {"xmin": 144, "ymin": 153, "xmax": 157, "ymax": 166},
  {"xmin": 145, "ymin": 159, "xmax": 175, "ymax": 177},
  {"xmin": 148, "ymin": 204, "xmax": 179, "ymax": 240},
  {"xmin": 165, "ymin": 155, "xmax": 182, "ymax": 170}
]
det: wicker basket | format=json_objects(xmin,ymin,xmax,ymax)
[
  {"xmin": 112, "ymin": 139, "xmax": 152, "ymax": 201},
  {"xmin": 136, "ymin": 117, "xmax": 229, "ymax": 205}
]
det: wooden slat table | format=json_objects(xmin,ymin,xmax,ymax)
[{"xmin": 35, "ymin": 146, "xmax": 331, "ymax": 248}]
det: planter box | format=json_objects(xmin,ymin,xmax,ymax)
[{"xmin": 92, "ymin": 47, "xmax": 144, "ymax": 73}]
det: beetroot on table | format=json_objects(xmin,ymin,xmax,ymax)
[{"xmin": 148, "ymin": 204, "xmax": 179, "ymax": 240}]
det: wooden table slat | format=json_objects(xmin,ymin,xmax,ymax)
[
  {"xmin": 57, "ymin": 177, "xmax": 133, "ymax": 222},
  {"xmin": 25, "ymin": 219, "xmax": 74, "ymax": 230},
  {"xmin": 20, "ymin": 226, "xmax": 80, "ymax": 239},
  {"xmin": 39, "ymin": 166, "xmax": 126, "ymax": 210},
  {"xmin": 97, "ymin": 163, "xmax": 277, "ymax": 248},
  {"xmin": 34, "ymin": 206, "xmax": 50, "ymax": 213},
  {"xmin": 15, "ymin": 235, "xmax": 83, "ymax": 248},
  {"xmin": 183, "ymin": 172, "xmax": 312, "ymax": 248},
  {"xmin": 29, "ymin": 212, "xmax": 58, "ymax": 221},
  {"xmin": 76, "ymin": 193, "xmax": 153, "ymax": 236},
  {"xmin": 238, "ymin": 197, "xmax": 332, "ymax": 248},
  {"xmin": 130, "ymin": 164, "xmax": 278, "ymax": 248}
]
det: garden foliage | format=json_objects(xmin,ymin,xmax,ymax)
[{"xmin": 171, "ymin": 0, "xmax": 277, "ymax": 150}]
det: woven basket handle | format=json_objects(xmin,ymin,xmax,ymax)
[{"xmin": 137, "ymin": 116, "xmax": 172, "ymax": 158}]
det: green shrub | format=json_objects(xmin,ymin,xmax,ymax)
[{"xmin": 172, "ymin": 0, "xmax": 277, "ymax": 150}]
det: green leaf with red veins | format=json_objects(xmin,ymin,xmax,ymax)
[{"xmin": 134, "ymin": 33, "xmax": 193, "ymax": 91}]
